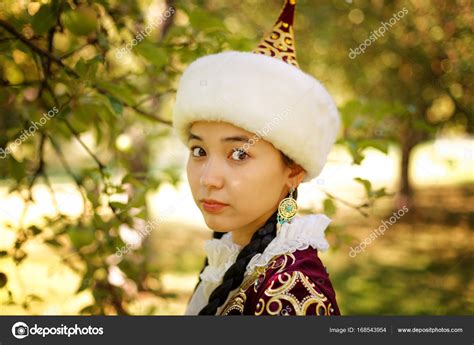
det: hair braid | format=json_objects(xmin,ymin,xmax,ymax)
[{"xmin": 197, "ymin": 188, "xmax": 298, "ymax": 315}]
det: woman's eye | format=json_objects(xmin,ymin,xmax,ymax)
[
  {"xmin": 191, "ymin": 146, "xmax": 206, "ymax": 157},
  {"xmin": 190, "ymin": 147, "xmax": 248, "ymax": 161},
  {"xmin": 230, "ymin": 148, "xmax": 248, "ymax": 161}
]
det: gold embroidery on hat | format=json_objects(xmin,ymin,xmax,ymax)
[{"xmin": 253, "ymin": 0, "xmax": 299, "ymax": 68}]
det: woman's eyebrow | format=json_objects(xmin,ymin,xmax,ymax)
[
  {"xmin": 188, "ymin": 132, "xmax": 201, "ymax": 142},
  {"xmin": 188, "ymin": 133, "xmax": 250, "ymax": 143},
  {"xmin": 221, "ymin": 135, "xmax": 250, "ymax": 143}
]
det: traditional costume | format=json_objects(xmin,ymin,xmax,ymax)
[
  {"xmin": 185, "ymin": 215, "xmax": 341, "ymax": 315},
  {"xmin": 173, "ymin": 0, "xmax": 341, "ymax": 315}
]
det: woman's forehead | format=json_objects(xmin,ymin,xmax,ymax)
[{"xmin": 189, "ymin": 121, "xmax": 278, "ymax": 151}]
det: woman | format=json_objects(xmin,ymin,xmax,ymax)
[{"xmin": 173, "ymin": 0, "xmax": 341, "ymax": 315}]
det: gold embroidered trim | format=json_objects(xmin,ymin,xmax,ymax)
[
  {"xmin": 220, "ymin": 253, "xmax": 296, "ymax": 315},
  {"xmin": 255, "ymin": 271, "xmax": 330, "ymax": 316}
]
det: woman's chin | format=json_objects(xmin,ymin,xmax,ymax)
[{"xmin": 202, "ymin": 214, "xmax": 231, "ymax": 232}]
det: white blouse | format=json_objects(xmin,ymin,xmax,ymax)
[{"xmin": 184, "ymin": 214, "xmax": 333, "ymax": 315}]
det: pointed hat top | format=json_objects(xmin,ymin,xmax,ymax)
[{"xmin": 253, "ymin": 0, "xmax": 299, "ymax": 68}]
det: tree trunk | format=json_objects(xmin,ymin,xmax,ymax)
[
  {"xmin": 397, "ymin": 126, "xmax": 422, "ymax": 210},
  {"xmin": 400, "ymin": 138, "xmax": 415, "ymax": 199}
]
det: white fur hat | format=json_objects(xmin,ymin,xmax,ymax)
[{"xmin": 172, "ymin": 0, "xmax": 340, "ymax": 183}]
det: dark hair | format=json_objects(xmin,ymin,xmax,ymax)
[{"xmin": 191, "ymin": 152, "xmax": 298, "ymax": 315}]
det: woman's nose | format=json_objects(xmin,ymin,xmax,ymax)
[{"xmin": 199, "ymin": 157, "xmax": 224, "ymax": 189}]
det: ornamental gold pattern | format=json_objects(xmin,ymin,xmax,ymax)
[
  {"xmin": 219, "ymin": 289, "xmax": 247, "ymax": 315},
  {"xmin": 253, "ymin": 0, "xmax": 300, "ymax": 68},
  {"xmin": 220, "ymin": 266, "xmax": 261, "ymax": 315},
  {"xmin": 220, "ymin": 250, "xmax": 336, "ymax": 316},
  {"xmin": 220, "ymin": 254, "xmax": 294, "ymax": 315},
  {"xmin": 255, "ymin": 271, "xmax": 331, "ymax": 316},
  {"xmin": 268, "ymin": 252, "xmax": 296, "ymax": 275}
]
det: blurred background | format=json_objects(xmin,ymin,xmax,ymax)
[{"xmin": 0, "ymin": 0, "xmax": 472, "ymax": 315}]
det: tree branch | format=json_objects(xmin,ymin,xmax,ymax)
[
  {"xmin": 93, "ymin": 85, "xmax": 172, "ymax": 125},
  {"xmin": 0, "ymin": 19, "xmax": 80, "ymax": 78},
  {"xmin": 47, "ymin": 133, "xmax": 88, "ymax": 214},
  {"xmin": 323, "ymin": 190, "xmax": 369, "ymax": 217},
  {"xmin": 0, "ymin": 19, "xmax": 172, "ymax": 125},
  {"xmin": 62, "ymin": 118, "xmax": 106, "ymax": 171}
]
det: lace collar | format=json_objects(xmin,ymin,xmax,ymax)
[{"xmin": 200, "ymin": 213, "xmax": 331, "ymax": 286}]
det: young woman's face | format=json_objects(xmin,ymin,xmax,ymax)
[{"xmin": 186, "ymin": 121, "xmax": 305, "ymax": 245}]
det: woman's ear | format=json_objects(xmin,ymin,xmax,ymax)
[{"xmin": 286, "ymin": 164, "xmax": 306, "ymax": 189}]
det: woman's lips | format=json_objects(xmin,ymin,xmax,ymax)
[{"xmin": 201, "ymin": 200, "xmax": 228, "ymax": 213}]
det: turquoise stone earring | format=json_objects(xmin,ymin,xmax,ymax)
[{"xmin": 277, "ymin": 187, "xmax": 297, "ymax": 224}]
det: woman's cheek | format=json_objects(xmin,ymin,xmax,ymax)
[{"xmin": 186, "ymin": 161, "xmax": 200, "ymax": 193}]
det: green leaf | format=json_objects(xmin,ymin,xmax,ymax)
[
  {"xmin": 74, "ymin": 57, "xmax": 99, "ymax": 80},
  {"xmin": 93, "ymin": 214, "xmax": 107, "ymax": 228},
  {"xmin": 122, "ymin": 174, "xmax": 144, "ymax": 187},
  {"xmin": 188, "ymin": 7, "xmax": 225, "ymax": 31},
  {"xmin": 26, "ymin": 294, "xmax": 44, "ymax": 302},
  {"xmin": 354, "ymin": 177, "xmax": 372, "ymax": 197},
  {"xmin": 29, "ymin": 226, "xmax": 42, "ymax": 235},
  {"xmin": 95, "ymin": 81, "xmax": 135, "ymax": 105},
  {"xmin": 68, "ymin": 226, "xmax": 95, "ymax": 249},
  {"xmin": 323, "ymin": 198, "xmax": 336, "ymax": 216},
  {"xmin": 134, "ymin": 40, "xmax": 169, "ymax": 68},
  {"xmin": 31, "ymin": 5, "xmax": 56, "ymax": 35},
  {"xmin": 372, "ymin": 187, "xmax": 393, "ymax": 199},
  {"xmin": 8, "ymin": 156, "xmax": 27, "ymax": 183},
  {"xmin": 62, "ymin": 7, "xmax": 98, "ymax": 36},
  {"xmin": 107, "ymin": 95, "xmax": 123, "ymax": 116},
  {"xmin": 77, "ymin": 271, "xmax": 93, "ymax": 292},
  {"xmin": 45, "ymin": 239, "xmax": 62, "ymax": 247},
  {"xmin": 75, "ymin": 58, "xmax": 88, "ymax": 77},
  {"xmin": 345, "ymin": 140, "xmax": 365, "ymax": 165},
  {"xmin": 360, "ymin": 139, "xmax": 389, "ymax": 155},
  {"xmin": 80, "ymin": 305, "xmax": 95, "ymax": 314},
  {"xmin": 109, "ymin": 201, "xmax": 127, "ymax": 210},
  {"xmin": 97, "ymin": 32, "xmax": 109, "ymax": 49}
]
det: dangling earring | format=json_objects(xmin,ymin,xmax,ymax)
[{"xmin": 277, "ymin": 187, "xmax": 298, "ymax": 225}]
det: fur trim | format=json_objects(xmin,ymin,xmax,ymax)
[{"xmin": 173, "ymin": 51, "xmax": 340, "ymax": 182}]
